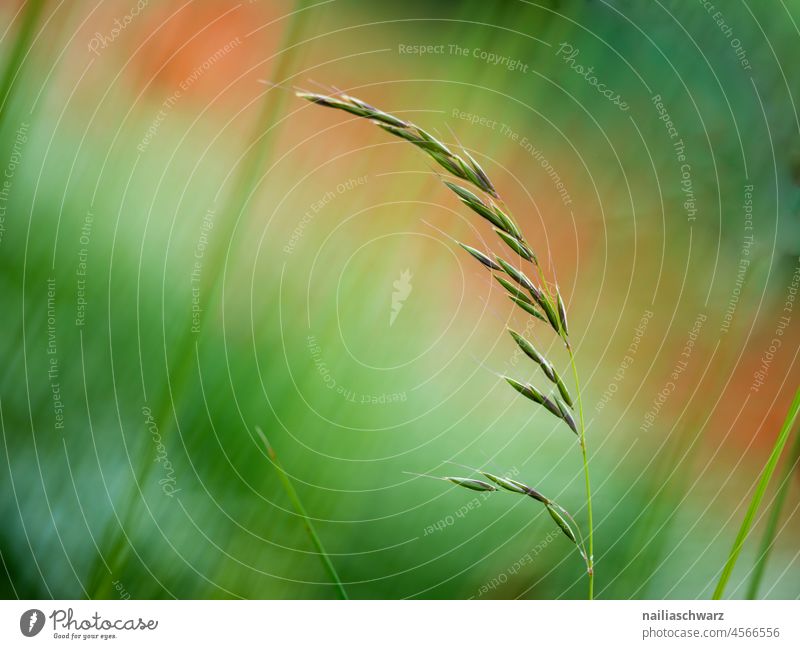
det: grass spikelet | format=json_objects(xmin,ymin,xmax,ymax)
[
  {"xmin": 510, "ymin": 295, "xmax": 546, "ymax": 321},
  {"xmin": 414, "ymin": 125, "xmax": 455, "ymax": 157},
  {"xmin": 483, "ymin": 472, "xmax": 550, "ymax": 504},
  {"xmin": 495, "ymin": 275, "xmax": 530, "ymax": 302},
  {"xmin": 447, "ymin": 468, "xmax": 587, "ymax": 566},
  {"xmin": 505, "ymin": 376, "xmax": 539, "ymax": 402},
  {"xmin": 505, "ymin": 377, "xmax": 553, "ymax": 415},
  {"xmin": 297, "ymin": 91, "xmax": 408, "ymax": 128},
  {"xmin": 481, "ymin": 472, "xmax": 528, "ymax": 494},
  {"xmin": 377, "ymin": 123, "xmax": 440, "ymax": 149},
  {"xmin": 442, "ymin": 179, "xmax": 487, "ymax": 209},
  {"xmin": 458, "ymin": 242, "xmax": 501, "ymax": 270},
  {"xmin": 556, "ymin": 396, "xmax": 578, "ymax": 435},
  {"xmin": 461, "ymin": 148, "xmax": 497, "ymax": 197},
  {"xmin": 445, "ymin": 476, "xmax": 497, "ymax": 492},
  {"xmin": 505, "ymin": 376, "xmax": 575, "ymax": 433},
  {"xmin": 491, "ymin": 204, "xmax": 523, "ymax": 241},
  {"xmin": 534, "ymin": 294, "xmax": 562, "ymax": 337},
  {"xmin": 555, "ymin": 374, "xmax": 574, "ymax": 408},
  {"xmin": 508, "ymin": 329, "xmax": 552, "ymax": 375},
  {"xmin": 454, "ymin": 154, "xmax": 485, "ymax": 189},
  {"xmin": 494, "ymin": 228, "xmax": 534, "ymax": 261},
  {"xmin": 539, "ymin": 391, "xmax": 563, "ymax": 419},
  {"xmin": 428, "ymin": 150, "xmax": 468, "ymax": 178},
  {"xmin": 444, "ymin": 181, "xmax": 510, "ymax": 231},
  {"xmin": 547, "ymin": 505, "xmax": 577, "ymax": 543},
  {"xmin": 507, "ymin": 330, "xmax": 573, "ymax": 407},
  {"xmin": 556, "ymin": 287, "xmax": 569, "ymax": 336},
  {"xmin": 495, "ymin": 256, "xmax": 537, "ymax": 293}
]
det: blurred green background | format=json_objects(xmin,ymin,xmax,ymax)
[{"xmin": 1, "ymin": 0, "xmax": 799, "ymax": 599}]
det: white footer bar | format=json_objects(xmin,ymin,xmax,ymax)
[{"xmin": 1, "ymin": 600, "xmax": 797, "ymax": 648}]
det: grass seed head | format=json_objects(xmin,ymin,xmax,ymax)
[{"xmin": 298, "ymin": 89, "xmax": 593, "ymax": 591}]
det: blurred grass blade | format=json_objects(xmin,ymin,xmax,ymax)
[
  {"xmin": 0, "ymin": 0, "xmax": 45, "ymax": 127},
  {"xmin": 713, "ymin": 386, "xmax": 800, "ymax": 599},
  {"xmin": 87, "ymin": 0, "xmax": 317, "ymax": 597},
  {"xmin": 256, "ymin": 427, "xmax": 348, "ymax": 600},
  {"xmin": 746, "ymin": 423, "xmax": 800, "ymax": 598}
]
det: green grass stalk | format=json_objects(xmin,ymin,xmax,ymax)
[
  {"xmin": 531, "ymin": 257, "xmax": 594, "ymax": 599},
  {"xmin": 568, "ymin": 345, "xmax": 594, "ymax": 598}
]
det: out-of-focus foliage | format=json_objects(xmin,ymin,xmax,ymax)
[{"xmin": 0, "ymin": 0, "xmax": 798, "ymax": 599}]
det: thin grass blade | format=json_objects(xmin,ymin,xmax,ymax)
[
  {"xmin": 713, "ymin": 386, "xmax": 800, "ymax": 599},
  {"xmin": 256, "ymin": 427, "xmax": 349, "ymax": 599}
]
